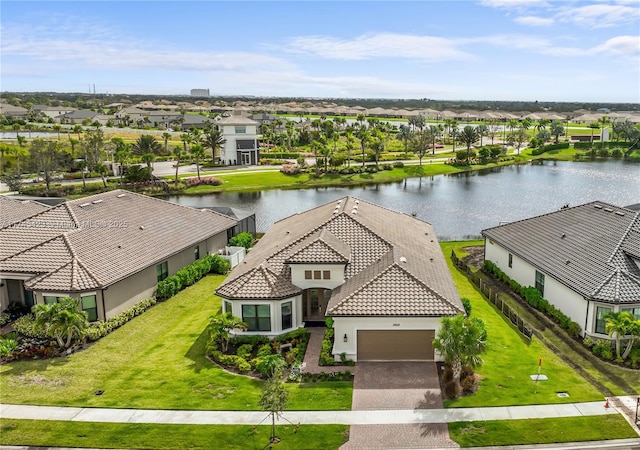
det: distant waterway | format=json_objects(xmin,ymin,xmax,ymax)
[{"xmin": 169, "ymin": 160, "xmax": 639, "ymax": 240}]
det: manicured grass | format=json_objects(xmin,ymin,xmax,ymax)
[
  {"xmin": 0, "ymin": 419, "xmax": 349, "ymax": 450},
  {"xmin": 0, "ymin": 275, "xmax": 352, "ymax": 411},
  {"xmin": 449, "ymin": 415, "xmax": 637, "ymax": 447},
  {"xmin": 439, "ymin": 242, "xmax": 604, "ymax": 407}
]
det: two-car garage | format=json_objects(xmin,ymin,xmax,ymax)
[{"xmin": 356, "ymin": 329, "xmax": 435, "ymax": 361}]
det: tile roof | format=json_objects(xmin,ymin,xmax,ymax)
[
  {"xmin": 0, "ymin": 196, "xmax": 50, "ymax": 227},
  {"xmin": 217, "ymin": 197, "xmax": 463, "ymax": 317},
  {"xmin": 0, "ymin": 190, "xmax": 237, "ymax": 292},
  {"xmin": 482, "ymin": 201, "xmax": 640, "ymax": 304},
  {"xmin": 215, "ymin": 264, "xmax": 301, "ymax": 300}
]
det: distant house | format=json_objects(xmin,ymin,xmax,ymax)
[
  {"xmin": 0, "ymin": 104, "xmax": 28, "ymax": 119},
  {"xmin": 57, "ymin": 109, "xmax": 100, "ymax": 124},
  {"xmin": 202, "ymin": 206, "xmax": 256, "ymax": 236},
  {"xmin": 217, "ymin": 113, "xmax": 260, "ymax": 165},
  {"xmin": 216, "ymin": 197, "xmax": 463, "ymax": 362},
  {"xmin": 482, "ymin": 201, "xmax": 640, "ymax": 339},
  {"xmin": 31, "ymin": 105, "xmax": 76, "ymax": 120},
  {"xmin": 0, "ymin": 191, "xmax": 237, "ymax": 321},
  {"xmin": 249, "ymin": 112, "xmax": 280, "ymax": 129}
]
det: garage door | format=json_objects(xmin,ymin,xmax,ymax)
[{"xmin": 357, "ymin": 330, "xmax": 435, "ymax": 361}]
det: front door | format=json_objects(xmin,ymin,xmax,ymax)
[
  {"xmin": 241, "ymin": 152, "xmax": 251, "ymax": 165},
  {"xmin": 303, "ymin": 288, "xmax": 327, "ymax": 322}
]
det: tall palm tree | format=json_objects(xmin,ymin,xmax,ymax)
[
  {"xmin": 52, "ymin": 124, "xmax": 62, "ymax": 140},
  {"xmin": 162, "ymin": 132, "xmax": 172, "ymax": 154},
  {"xmin": 459, "ymin": 126, "xmax": 479, "ymax": 160},
  {"xmin": 131, "ymin": 134, "xmax": 162, "ymax": 156},
  {"xmin": 550, "ymin": 121, "xmax": 565, "ymax": 144},
  {"xmin": 397, "ymin": 124, "xmax": 412, "ymax": 153},
  {"xmin": 114, "ymin": 146, "xmax": 130, "ymax": 183},
  {"xmin": 344, "ymin": 131, "xmax": 356, "ymax": 168},
  {"xmin": 604, "ymin": 311, "xmax": 640, "ymax": 360},
  {"xmin": 140, "ymin": 153, "xmax": 156, "ymax": 180},
  {"xmin": 190, "ymin": 144, "xmax": 206, "ymax": 179},
  {"xmin": 172, "ymin": 145, "xmax": 183, "ymax": 185},
  {"xmin": 450, "ymin": 123, "xmax": 459, "ymax": 152},
  {"xmin": 203, "ymin": 127, "xmax": 226, "ymax": 163},
  {"xmin": 356, "ymin": 125, "xmax": 370, "ymax": 168},
  {"xmin": 476, "ymin": 124, "xmax": 488, "ymax": 147}
]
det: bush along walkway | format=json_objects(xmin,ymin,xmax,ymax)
[{"xmin": 301, "ymin": 327, "xmax": 353, "ymax": 375}]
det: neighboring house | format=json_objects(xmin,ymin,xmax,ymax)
[
  {"xmin": 202, "ymin": 206, "xmax": 256, "ymax": 236},
  {"xmin": 57, "ymin": 109, "xmax": 100, "ymax": 124},
  {"xmin": 179, "ymin": 113, "xmax": 212, "ymax": 131},
  {"xmin": 216, "ymin": 197, "xmax": 463, "ymax": 362},
  {"xmin": 115, "ymin": 106, "xmax": 147, "ymax": 125},
  {"xmin": 0, "ymin": 104, "xmax": 29, "ymax": 119},
  {"xmin": 31, "ymin": 105, "xmax": 76, "ymax": 119},
  {"xmin": 249, "ymin": 112, "xmax": 280, "ymax": 129},
  {"xmin": 482, "ymin": 201, "xmax": 640, "ymax": 339},
  {"xmin": 0, "ymin": 190, "xmax": 237, "ymax": 321},
  {"xmin": 217, "ymin": 113, "xmax": 260, "ymax": 165}
]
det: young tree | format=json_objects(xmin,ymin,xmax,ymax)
[
  {"xmin": 190, "ymin": 144, "xmax": 206, "ymax": 179},
  {"xmin": 208, "ymin": 312, "xmax": 247, "ymax": 353},
  {"xmin": 172, "ymin": 146, "xmax": 183, "ymax": 186},
  {"xmin": 409, "ymin": 129, "xmax": 430, "ymax": 166},
  {"xmin": 162, "ymin": 132, "xmax": 172, "ymax": 155},
  {"xmin": 95, "ymin": 163, "xmax": 110, "ymax": 187},
  {"xmin": 33, "ymin": 297, "xmax": 88, "ymax": 349},
  {"xmin": 140, "ymin": 153, "xmax": 156, "ymax": 180},
  {"xmin": 259, "ymin": 375, "xmax": 289, "ymax": 445},
  {"xmin": 30, "ymin": 139, "xmax": 62, "ymax": 191},
  {"xmin": 132, "ymin": 134, "xmax": 162, "ymax": 156},
  {"xmin": 433, "ymin": 314, "xmax": 487, "ymax": 394}
]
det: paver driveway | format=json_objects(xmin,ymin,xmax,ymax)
[{"xmin": 342, "ymin": 362, "xmax": 459, "ymax": 449}]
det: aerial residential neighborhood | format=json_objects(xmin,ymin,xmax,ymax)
[{"xmin": 1, "ymin": 1, "xmax": 640, "ymax": 449}]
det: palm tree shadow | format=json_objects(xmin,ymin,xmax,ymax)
[{"xmin": 184, "ymin": 326, "xmax": 213, "ymax": 373}]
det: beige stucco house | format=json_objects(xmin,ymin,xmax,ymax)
[
  {"xmin": 216, "ymin": 197, "xmax": 463, "ymax": 362},
  {"xmin": 482, "ymin": 201, "xmax": 640, "ymax": 339},
  {"xmin": 0, "ymin": 190, "xmax": 237, "ymax": 321}
]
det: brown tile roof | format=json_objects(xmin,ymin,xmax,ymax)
[
  {"xmin": 482, "ymin": 201, "xmax": 640, "ymax": 303},
  {"xmin": 217, "ymin": 197, "xmax": 463, "ymax": 317},
  {"xmin": 216, "ymin": 264, "xmax": 300, "ymax": 300},
  {"xmin": 0, "ymin": 190, "xmax": 237, "ymax": 292},
  {"xmin": 0, "ymin": 196, "xmax": 50, "ymax": 229}
]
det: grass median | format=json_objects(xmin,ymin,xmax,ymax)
[
  {"xmin": 0, "ymin": 275, "xmax": 352, "ymax": 411},
  {"xmin": 0, "ymin": 419, "xmax": 349, "ymax": 450}
]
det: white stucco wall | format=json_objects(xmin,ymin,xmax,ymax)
[
  {"xmin": 226, "ymin": 295, "xmax": 304, "ymax": 338},
  {"xmin": 485, "ymin": 238, "xmax": 588, "ymax": 335},
  {"xmin": 220, "ymin": 123, "xmax": 258, "ymax": 165},
  {"xmin": 290, "ymin": 264, "xmax": 346, "ymax": 290},
  {"xmin": 332, "ymin": 316, "xmax": 444, "ymax": 362}
]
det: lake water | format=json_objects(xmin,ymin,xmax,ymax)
[{"xmin": 168, "ymin": 160, "xmax": 639, "ymax": 240}]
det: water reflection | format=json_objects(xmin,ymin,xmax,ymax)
[{"xmin": 168, "ymin": 160, "xmax": 639, "ymax": 240}]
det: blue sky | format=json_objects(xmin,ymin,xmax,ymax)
[{"xmin": 1, "ymin": 1, "xmax": 639, "ymax": 102}]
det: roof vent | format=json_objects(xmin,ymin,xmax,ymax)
[
  {"xmin": 117, "ymin": 193, "xmax": 126, "ymax": 198},
  {"xmin": 355, "ymin": 200, "xmax": 359, "ymax": 204},
  {"xmin": 139, "ymin": 226, "xmax": 145, "ymax": 230},
  {"xmin": 566, "ymin": 260, "xmax": 570, "ymax": 265},
  {"xmin": 92, "ymin": 199, "xmax": 103, "ymax": 204},
  {"xmin": 79, "ymin": 202, "xmax": 91, "ymax": 208},
  {"xmin": 400, "ymin": 256, "xmax": 407, "ymax": 263},
  {"xmin": 615, "ymin": 211, "xmax": 625, "ymax": 216},
  {"xmin": 604, "ymin": 208, "xmax": 613, "ymax": 212},
  {"xmin": 594, "ymin": 204, "xmax": 602, "ymax": 209},
  {"xmin": 352, "ymin": 210, "xmax": 357, "ymax": 215},
  {"xmin": 561, "ymin": 233, "xmax": 566, "ymax": 239}
]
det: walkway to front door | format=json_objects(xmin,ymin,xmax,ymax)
[{"xmin": 341, "ymin": 362, "xmax": 459, "ymax": 449}]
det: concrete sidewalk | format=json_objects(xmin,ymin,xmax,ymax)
[{"xmin": 0, "ymin": 400, "xmax": 623, "ymax": 426}]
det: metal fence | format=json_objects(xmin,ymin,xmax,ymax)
[{"xmin": 451, "ymin": 251, "xmax": 533, "ymax": 340}]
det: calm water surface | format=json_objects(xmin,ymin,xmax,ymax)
[{"xmin": 169, "ymin": 160, "xmax": 639, "ymax": 240}]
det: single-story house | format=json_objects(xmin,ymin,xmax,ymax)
[
  {"xmin": 0, "ymin": 190, "xmax": 237, "ymax": 321},
  {"xmin": 482, "ymin": 201, "xmax": 640, "ymax": 339},
  {"xmin": 216, "ymin": 197, "xmax": 464, "ymax": 362}
]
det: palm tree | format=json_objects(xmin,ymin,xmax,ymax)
[
  {"xmin": 203, "ymin": 127, "xmax": 226, "ymax": 164},
  {"xmin": 190, "ymin": 144, "xmax": 206, "ymax": 179},
  {"xmin": 131, "ymin": 134, "xmax": 162, "ymax": 156},
  {"xmin": 550, "ymin": 120, "xmax": 565, "ymax": 144},
  {"xmin": 73, "ymin": 124, "xmax": 83, "ymax": 141},
  {"xmin": 162, "ymin": 132, "xmax": 172, "ymax": 154},
  {"xmin": 476, "ymin": 124, "xmax": 488, "ymax": 147},
  {"xmin": 208, "ymin": 312, "xmax": 247, "ymax": 353},
  {"xmin": 356, "ymin": 125, "xmax": 370, "ymax": 168},
  {"xmin": 140, "ymin": 153, "xmax": 156, "ymax": 180},
  {"xmin": 52, "ymin": 124, "xmax": 62, "ymax": 140},
  {"xmin": 459, "ymin": 125, "xmax": 479, "ymax": 160},
  {"xmin": 344, "ymin": 131, "xmax": 356, "ymax": 168},
  {"xmin": 450, "ymin": 123, "xmax": 459, "ymax": 152},
  {"xmin": 536, "ymin": 118, "xmax": 550, "ymax": 133},
  {"xmin": 33, "ymin": 297, "xmax": 88, "ymax": 349},
  {"xmin": 604, "ymin": 311, "xmax": 640, "ymax": 360},
  {"xmin": 114, "ymin": 146, "xmax": 130, "ymax": 183},
  {"xmin": 397, "ymin": 124, "xmax": 412, "ymax": 153},
  {"xmin": 95, "ymin": 163, "xmax": 109, "ymax": 187},
  {"xmin": 370, "ymin": 132, "xmax": 385, "ymax": 171},
  {"xmin": 433, "ymin": 315, "xmax": 487, "ymax": 396},
  {"xmin": 172, "ymin": 146, "xmax": 183, "ymax": 185},
  {"xmin": 429, "ymin": 125, "xmax": 441, "ymax": 155}
]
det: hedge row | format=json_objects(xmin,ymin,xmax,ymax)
[
  {"xmin": 573, "ymin": 141, "xmax": 628, "ymax": 150},
  {"xmin": 483, "ymin": 260, "xmax": 581, "ymax": 337},
  {"xmin": 531, "ymin": 142, "xmax": 569, "ymax": 155},
  {"xmin": 86, "ymin": 297, "xmax": 157, "ymax": 341},
  {"xmin": 156, "ymin": 254, "xmax": 230, "ymax": 299}
]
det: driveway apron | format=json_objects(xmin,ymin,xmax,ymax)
[{"xmin": 341, "ymin": 362, "xmax": 459, "ymax": 449}]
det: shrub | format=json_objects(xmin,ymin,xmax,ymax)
[
  {"xmin": 461, "ymin": 375, "xmax": 478, "ymax": 393},
  {"xmin": 229, "ymin": 232, "xmax": 254, "ymax": 250},
  {"xmin": 12, "ymin": 315, "xmax": 48, "ymax": 339},
  {"xmin": 85, "ymin": 297, "xmax": 156, "ymax": 341},
  {"xmin": 567, "ymin": 321, "xmax": 582, "ymax": 338},
  {"xmin": 441, "ymin": 366, "xmax": 454, "ymax": 384},
  {"xmin": 257, "ymin": 343, "xmax": 273, "ymax": 358},
  {"xmin": 280, "ymin": 163, "xmax": 301, "ymax": 175},
  {"xmin": 628, "ymin": 347, "xmax": 640, "ymax": 369},
  {"xmin": 444, "ymin": 380, "xmax": 462, "ymax": 399},
  {"xmin": 209, "ymin": 255, "xmax": 230, "ymax": 274},
  {"xmin": 393, "ymin": 161, "xmax": 404, "ymax": 168},
  {"xmin": 0, "ymin": 312, "xmax": 10, "ymax": 326},
  {"xmin": 0, "ymin": 334, "xmax": 19, "ymax": 356},
  {"xmin": 230, "ymin": 334, "xmax": 270, "ymax": 347},
  {"xmin": 601, "ymin": 347, "xmax": 614, "ymax": 361},
  {"xmin": 382, "ymin": 163, "xmax": 393, "ymax": 170},
  {"xmin": 461, "ymin": 298, "xmax": 472, "ymax": 316},
  {"xmin": 184, "ymin": 176, "xmax": 223, "ymax": 187},
  {"xmin": 582, "ymin": 336, "xmax": 594, "ymax": 348},
  {"xmin": 236, "ymin": 344, "xmax": 253, "ymax": 360}
]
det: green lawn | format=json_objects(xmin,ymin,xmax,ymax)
[
  {"xmin": 0, "ymin": 275, "xmax": 352, "ymax": 411},
  {"xmin": 0, "ymin": 420, "xmax": 349, "ymax": 450},
  {"xmin": 440, "ymin": 241, "xmax": 604, "ymax": 407},
  {"xmin": 449, "ymin": 415, "xmax": 637, "ymax": 448}
]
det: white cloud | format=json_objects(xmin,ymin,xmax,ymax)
[
  {"xmin": 592, "ymin": 35, "xmax": 640, "ymax": 55},
  {"xmin": 555, "ymin": 4, "xmax": 639, "ymax": 28},
  {"xmin": 284, "ymin": 33, "xmax": 473, "ymax": 62},
  {"xmin": 514, "ymin": 15, "xmax": 554, "ymax": 26}
]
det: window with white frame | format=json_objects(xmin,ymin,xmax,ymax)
[
  {"xmin": 81, "ymin": 294, "xmax": 98, "ymax": 322},
  {"xmin": 224, "ymin": 300, "xmax": 232, "ymax": 315},
  {"xmin": 621, "ymin": 307, "xmax": 640, "ymax": 320},
  {"xmin": 157, "ymin": 261, "xmax": 168, "ymax": 282},
  {"xmin": 242, "ymin": 304, "xmax": 271, "ymax": 331},
  {"xmin": 234, "ymin": 126, "xmax": 246, "ymax": 134},
  {"xmin": 508, "ymin": 253, "xmax": 513, "ymax": 268},
  {"xmin": 535, "ymin": 271, "xmax": 545, "ymax": 297},
  {"xmin": 595, "ymin": 306, "xmax": 612, "ymax": 334},
  {"xmin": 281, "ymin": 302, "xmax": 292, "ymax": 330}
]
